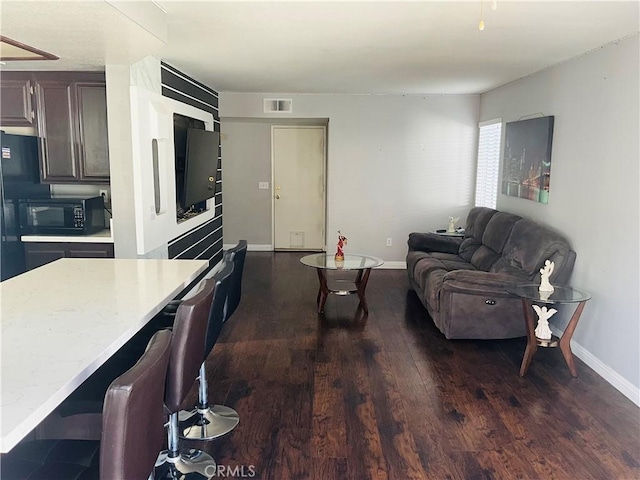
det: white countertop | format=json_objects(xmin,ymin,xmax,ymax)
[
  {"xmin": 21, "ymin": 229, "xmax": 114, "ymax": 243},
  {"xmin": 0, "ymin": 257, "xmax": 208, "ymax": 453}
]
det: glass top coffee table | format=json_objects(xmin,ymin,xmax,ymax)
[
  {"xmin": 300, "ymin": 253, "xmax": 384, "ymax": 315},
  {"xmin": 506, "ymin": 284, "xmax": 591, "ymax": 377}
]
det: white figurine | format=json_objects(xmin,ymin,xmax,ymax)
[
  {"xmin": 448, "ymin": 216, "xmax": 460, "ymax": 233},
  {"xmin": 539, "ymin": 290, "xmax": 552, "ymax": 301},
  {"xmin": 532, "ymin": 304, "xmax": 557, "ymax": 340},
  {"xmin": 539, "ymin": 259, "xmax": 555, "ymax": 293}
]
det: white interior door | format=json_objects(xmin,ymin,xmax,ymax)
[{"xmin": 273, "ymin": 126, "xmax": 325, "ymax": 250}]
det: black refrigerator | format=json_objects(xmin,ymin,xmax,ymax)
[{"xmin": 0, "ymin": 132, "xmax": 49, "ymax": 281}]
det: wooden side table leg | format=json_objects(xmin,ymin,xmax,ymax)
[
  {"xmin": 316, "ymin": 268, "xmax": 329, "ymax": 313},
  {"xmin": 520, "ymin": 298, "xmax": 538, "ymax": 377},
  {"xmin": 559, "ymin": 301, "xmax": 587, "ymax": 377},
  {"xmin": 355, "ymin": 268, "xmax": 372, "ymax": 315}
]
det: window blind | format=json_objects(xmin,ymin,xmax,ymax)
[{"xmin": 475, "ymin": 119, "xmax": 502, "ymax": 209}]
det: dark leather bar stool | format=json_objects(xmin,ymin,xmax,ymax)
[
  {"xmin": 1, "ymin": 329, "xmax": 173, "ymax": 480},
  {"xmin": 154, "ymin": 277, "xmax": 220, "ymax": 479},
  {"xmin": 178, "ymin": 240, "xmax": 247, "ymax": 441},
  {"xmin": 223, "ymin": 240, "xmax": 247, "ymax": 323},
  {"xmin": 178, "ymin": 261, "xmax": 237, "ymax": 441}
]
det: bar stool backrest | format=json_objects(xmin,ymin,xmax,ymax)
[
  {"xmin": 100, "ymin": 328, "xmax": 172, "ymax": 480},
  {"xmin": 204, "ymin": 261, "xmax": 234, "ymax": 357},
  {"xmin": 223, "ymin": 240, "xmax": 248, "ymax": 322},
  {"xmin": 164, "ymin": 278, "xmax": 215, "ymax": 413}
]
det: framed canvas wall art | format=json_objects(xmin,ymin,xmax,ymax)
[{"xmin": 502, "ymin": 116, "xmax": 555, "ymax": 204}]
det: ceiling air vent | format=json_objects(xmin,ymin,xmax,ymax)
[{"xmin": 263, "ymin": 98, "xmax": 293, "ymax": 113}]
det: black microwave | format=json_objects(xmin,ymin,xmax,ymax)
[{"xmin": 18, "ymin": 196, "xmax": 105, "ymax": 235}]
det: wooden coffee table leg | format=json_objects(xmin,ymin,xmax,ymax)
[
  {"xmin": 316, "ymin": 268, "xmax": 329, "ymax": 313},
  {"xmin": 559, "ymin": 301, "xmax": 587, "ymax": 377},
  {"xmin": 355, "ymin": 268, "xmax": 372, "ymax": 315},
  {"xmin": 520, "ymin": 298, "xmax": 538, "ymax": 377}
]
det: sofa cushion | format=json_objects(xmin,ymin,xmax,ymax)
[
  {"xmin": 440, "ymin": 258, "xmax": 478, "ymax": 272},
  {"xmin": 458, "ymin": 207, "xmax": 497, "ymax": 261},
  {"xmin": 431, "ymin": 252, "xmax": 478, "ymax": 271},
  {"xmin": 414, "ymin": 256, "xmax": 446, "ymax": 289},
  {"xmin": 499, "ymin": 219, "xmax": 574, "ymax": 278},
  {"xmin": 464, "ymin": 207, "xmax": 498, "ymax": 240},
  {"xmin": 408, "ymin": 232, "xmax": 462, "ymax": 254},
  {"xmin": 426, "ymin": 269, "xmax": 447, "ymax": 314},
  {"xmin": 430, "ymin": 252, "xmax": 463, "ymax": 261},
  {"xmin": 488, "ymin": 257, "xmax": 534, "ymax": 279},
  {"xmin": 470, "ymin": 245, "xmax": 501, "ymax": 271},
  {"xmin": 481, "ymin": 212, "xmax": 522, "ymax": 253},
  {"xmin": 406, "ymin": 250, "xmax": 432, "ymax": 279}
]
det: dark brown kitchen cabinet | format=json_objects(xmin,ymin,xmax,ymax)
[
  {"xmin": 67, "ymin": 243, "xmax": 114, "ymax": 259},
  {"xmin": 25, "ymin": 242, "xmax": 114, "ymax": 270},
  {"xmin": 24, "ymin": 243, "xmax": 66, "ymax": 270},
  {"xmin": 34, "ymin": 72, "xmax": 110, "ymax": 184},
  {"xmin": 76, "ymin": 82, "xmax": 110, "ymax": 179},
  {"xmin": 0, "ymin": 74, "xmax": 35, "ymax": 126},
  {"xmin": 35, "ymin": 79, "xmax": 77, "ymax": 182}
]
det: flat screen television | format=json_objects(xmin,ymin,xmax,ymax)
[{"xmin": 182, "ymin": 128, "xmax": 219, "ymax": 208}]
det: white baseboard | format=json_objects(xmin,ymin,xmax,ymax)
[
  {"xmin": 222, "ymin": 246, "xmax": 408, "ymax": 269},
  {"xmin": 550, "ymin": 325, "xmax": 640, "ymax": 406},
  {"xmin": 223, "ymin": 243, "xmax": 273, "ymax": 252},
  {"xmin": 248, "ymin": 244, "xmax": 273, "ymax": 251},
  {"xmin": 378, "ymin": 261, "xmax": 406, "ymax": 269}
]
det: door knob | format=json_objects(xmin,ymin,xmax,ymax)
[{"xmin": 275, "ymin": 194, "xmax": 281, "ymax": 199}]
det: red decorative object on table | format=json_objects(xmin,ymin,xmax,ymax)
[{"xmin": 335, "ymin": 231, "xmax": 348, "ymax": 261}]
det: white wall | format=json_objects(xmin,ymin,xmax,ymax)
[
  {"xmin": 221, "ymin": 120, "xmax": 277, "ymax": 246},
  {"xmin": 222, "ymin": 118, "xmax": 328, "ymax": 248},
  {"xmin": 220, "ymin": 94, "xmax": 480, "ymax": 263},
  {"xmin": 480, "ymin": 35, "xmax": 640, "ymax": 402},
  {"xmin": 106, "ymin": 64, "xmax": 139, "ymax": 258}
]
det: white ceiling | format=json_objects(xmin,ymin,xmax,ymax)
[{"xmin": 0, "ymin": 1, "xmax": 638, "ymax": 95}]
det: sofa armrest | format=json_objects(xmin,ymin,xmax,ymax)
[
  {"xmin": 442, "ymin": 269, "xmax": 527, "ymax": 296},
  {"xmin": 407, "ymin": 232, "xmax": 462, "ymax": 254}
]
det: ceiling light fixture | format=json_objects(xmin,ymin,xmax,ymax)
[{"xmin": 479, "ymin": 1, "xmax": 496, "ymax": 31}]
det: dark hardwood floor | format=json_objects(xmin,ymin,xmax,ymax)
[{"xmin": 187, "ymin": 252, "xmax": 640, "ymax": 480}]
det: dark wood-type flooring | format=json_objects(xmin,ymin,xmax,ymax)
[{"xmin": 186, "ymin": 252, "xmax": 640, "ymax": 480}]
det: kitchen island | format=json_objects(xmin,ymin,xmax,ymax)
[{"xmin": 0, "ymin": 257, "xmax": 208, "ymax": 453}]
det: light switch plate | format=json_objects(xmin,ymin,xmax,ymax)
[{"xmin": 258, "ymin": 182, "xmax": 269, "ymax": 190}]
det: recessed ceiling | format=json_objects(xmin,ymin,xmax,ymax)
[
  {"xmin": 0, "ymin": 0, "xmax": 166, "ymax": 71},
  {"xmin": 0, "ymin": 1, "xmax": 638, "ymax": 95},
  {"xmin": 0, "ymin": 36, "xmax": 58, "ymax": 61}
]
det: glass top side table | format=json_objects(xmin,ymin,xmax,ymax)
[
  {"xmin": 431, "ymin": 229, "xmax": 465, "ymax": 237},
  {"xmin": 300, "ymin": 253, "xmax": 384, "ymax": 315},
  {"xmin": 505, "ymin": 283, "xmax": 591, "ymax": 377}
]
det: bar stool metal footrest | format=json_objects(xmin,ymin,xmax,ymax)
[
  {"xmin": 179, "ymin": 404, "xmax": 240, "ymax": 440},
  {"xmin": 154, "ymin": 448, "xmax": 217, "ymax": 479}
]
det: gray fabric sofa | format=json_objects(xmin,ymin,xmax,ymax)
[{"xmin": 406, "ymin": 207, "xmax": 576, "ymax": 339}]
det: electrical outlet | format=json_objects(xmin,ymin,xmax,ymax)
[
  {"xmin": 99, "ymin": 189, "xmax": 109, "ymax": 204},
  {"xmin": 386, "ymin": 238, "xmax": 392, "ymax": 247}
]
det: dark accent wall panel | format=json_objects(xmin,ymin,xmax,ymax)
[
  {"xmin": 168, "ymin": 216, "xmax": 223, "ymax": 258},
  {"xmin": 162, "ymin": 62, "xmax": 223, "ymax": 264},
  {"xmin": 161, "ymin": 87, "xmax": 217, "ymax": 117},
  {"xmin": 161, "ymin": 63, "xmax": 218, "ymax": 102}
]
